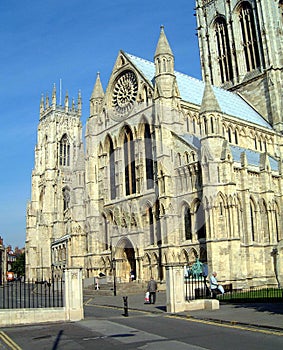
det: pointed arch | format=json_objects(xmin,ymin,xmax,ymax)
[
  {"xmin": 123, "ymin": 125, "xmax": 136, "ymax": 195},
  {"xmin": 238, "ymin": 2, "xmax": 260, "ymax": 72},
  {"xmin": 261, "ymin": 199, "xmax": 270, "ymax": 243},
  {"xmin": 144, "ymin": 122, "xmax": 154, "ymax": 189},
  {"xmin": 145, "ymin": 203, "xmax": 155, "ymax": 245},
  {"xmin": 274, "ymin": 201, "xmax": 281, "ymax": 242},
  {"xmin": 105, "ymin": 135, "xmax": 116, "ymax": 199},
  {"xmin": 250, "ymin": 196, "xmax": 256, "ymax": 242},
  {"xmin": 180, "ymin": 249, "xmax": 189, "ymax": 265},
  {"xmin": 195, "ymin": 200, "xmax": 206, "ymax": 240},
  {"xmin": 59, "ymin": 134, "xmax": 70, "ymax": 166},
  {"xmin": 214, "ymin": 16, "xmax": 233, "ymax": 83},
  {"xmin": 101, "ymin": 213, "xmax": 109, "ymax": 250},
  {"xmin": 199, "ymin": 247, "xmax": 207, "ymax": 264},
  {"xmin": 183, "ymin": 203, "xmax": 192, "ymax": 241},
  {"xmin": 188, "ymin": 248, "xmax": 198, "ymax": 266},
  {"xmin": 234, "ymin": 128, "xmax": 239, "ymax": 144}
]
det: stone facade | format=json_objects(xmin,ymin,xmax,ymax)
[
  {"xmin": 26, "ymin": 1, "xmax": 283, "ymax": 289},
  {"xmin": 196, "ymin": 0, "xmax": 283, "ymax": 129}
]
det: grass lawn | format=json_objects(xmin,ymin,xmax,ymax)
[{"xmin": 218, "ymin": 288, "xmax": 283, "ymax": 303}]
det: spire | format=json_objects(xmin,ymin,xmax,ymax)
[
  {"xmin": 154, "ymin": 25, "xmax": 173, "ymax": 58},
  {"xmin": 45, "ymin": 94, "xmax": 50, "ymax": 109},
  {"xmin": 52, "ymin": 83, "xmax": 56, "ymax": 108},
  {"xmin": 154, "ymin": 26, "xmax": 176, "ymax": 100},
  {"xmin": 90, "ymin": 72, "xmax": 104, "ymax": 117},
  {"xmin": 64, "ymin": 91, "xmax": 69, "ymax": 112},
  {"xmin": 40, "ymin": 94, "xmax": 44, "ymax": 115},
  {"xmin": 77, "ymin": 90, "xmax": 82, "ymax": 116},
  {"xmin": 91, "ymin": 72, "xmax": 104, "ymax": 100},
  {"xmin": 199, "ymin": 76, "xmax": 221, "ymax": 114}
]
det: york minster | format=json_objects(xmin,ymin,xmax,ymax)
[{"xmin": 26, "ymin": 1, "xmax": 283, "ymax": 289}]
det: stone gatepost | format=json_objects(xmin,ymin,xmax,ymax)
[
  {"xmin": 166, "ymin": 264, "xmax": 185, "ymax": 313},
  {"xmin": 64, "ymin": 267, "xmax": 84, "ymax": 321}
]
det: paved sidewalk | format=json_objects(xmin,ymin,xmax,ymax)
[{"xmin": 86, "ymin": 291, "xmax": 283, "ymax": 331}]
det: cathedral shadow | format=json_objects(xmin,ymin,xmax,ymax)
[
  {"xmin": 231, "ymin": 302, "xmax": 283, "ymax": 315},
  {"xmin": 155, "ymin": 305, "xmax": 167, "ymax": 312}
]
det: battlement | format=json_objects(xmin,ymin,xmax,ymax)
[{"xmin": 39, "ymin": 84, "xmax": 82, "ymax": 120}]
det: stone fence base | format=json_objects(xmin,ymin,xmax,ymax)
[
  {"xmin": 184, "ymin": 299, "xmax": 219, "ymax": 311},
  {"xmin": 0, "ymin": 308, "xmax": 68, "ymax": 327},
  {"xmin": 0, "ymin": 267, "xmax": 84, "ymax": 327}
]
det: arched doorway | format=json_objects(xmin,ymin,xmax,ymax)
[{"xmin": 114, "ymin": 237, "xmax": 136, "ymax": 282}]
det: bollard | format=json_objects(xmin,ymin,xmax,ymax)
[{"xmin": 123, "ymin": 296, "xmax": 128, "ymax": 317}]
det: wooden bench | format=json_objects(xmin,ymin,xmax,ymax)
[{"xmin": 222, "ymin": 283, "xmax": 233, "ymax": 293}]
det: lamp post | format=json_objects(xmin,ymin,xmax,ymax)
[
  {"xmin": 271, "ymin": 248, "xmax": 280, "ymax": 288},
  {"xmin": 51, "ymin": 263, "xmax": 54, "ymax": 285},
  {"xmin": 112, "ymin": 258, "xmax": 117, "ymax": 296}
]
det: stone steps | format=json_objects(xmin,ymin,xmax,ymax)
[{"xmin": 84, "ymin": 281, "xmax": 147, "ymax": 296}]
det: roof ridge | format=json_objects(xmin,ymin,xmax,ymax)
[{"xmin": 124, "ymin": 52, "xmax": 271, "ymax": 129}]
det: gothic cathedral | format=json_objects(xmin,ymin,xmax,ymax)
[{"xmin": 26, "ymin": 1, "xmax": 283, "ymax": 289}]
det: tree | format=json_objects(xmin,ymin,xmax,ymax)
[{"xmin": 11, "ymin": 252, "xmax": 25, "ymax": 277}]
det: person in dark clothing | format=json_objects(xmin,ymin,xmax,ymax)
[{"xmin": 147, "ymin": 277, "xmax": 158, "ymax": 304}]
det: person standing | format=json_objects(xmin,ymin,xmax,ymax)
[{"xmin": 147, "ymin": 277, "xmax": 158, "ymax": 304}]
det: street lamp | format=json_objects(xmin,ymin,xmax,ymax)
[
  {"xmin": 112, "ymin": 258, "xmax": 117, "ymax": 296},
  {"xmin": 271, "ymin": 248, "xmax": 280, "ymax": 288},
  {"xmin": 51, "ymin": 263, "xmax": 54, "ymax": 285}
]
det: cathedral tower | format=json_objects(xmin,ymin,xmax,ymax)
[
  {"xmin": 26, "ymin": 85, "xmax": 85, "ymax": 280},
  {"xmin": 196, "ymin": 0, "xmax": 283, "ymax": 130}
]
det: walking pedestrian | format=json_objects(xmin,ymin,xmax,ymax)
[{"xmin": 147, "ymin": 276, "xmax": 158, "ymax": 304}]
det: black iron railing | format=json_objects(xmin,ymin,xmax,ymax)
[
  {"xmin": 184, "ymin": 275, "xmax": 210, "ymax": 301},
  {"xmin": 217, "ymin": 287, "xmax": 283, "ymax": 303},
  {"xmin": 0, "ymin": 278, "xmax": 64, "ymax": 309}
]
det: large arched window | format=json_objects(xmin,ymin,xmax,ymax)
[
  {"xmin": 144, "ymin": 123, "xmax": 154, "ymax": 189},
  {"xmin": 274, "ymin": 203, "xmax": 280, "ymax": 242},
  {"xmin": 148, "ymin": 206, "xmax": 154, "ymax": 245},
  {"xmin": 250, "ymin": 199, "xmax": 256, "ymax": 241},
  {"xmin": 261, "ymin": 200, "xmax": 270, "ymax": 243},
  {"xmin": 184, "ymin": 206, "xmax": 192, "ymax": 240},
  {"xmin": 195, "ymin": 201, "xmax": 206, "ymax": 240},
  {"xmin": 102, "ymin": 215, "xmax": 109, "ymax": 250},
  {"xmin": 214, "ymin": 17, "xmax": 233, "ymax": 83},
  {"xmin": 124, "ymin": 126, "xmax": 136, "ymax": 195},
  {"xmin": 59, "ymin": 134, "xmax": 70, "ymax": 166},
  {"xmin": 239, "ymin": 2, "xmax": 260, "ymax": 72},
  {"xmin": 107, "ymin": 137, "xmax": 116, "ymax": 199}
]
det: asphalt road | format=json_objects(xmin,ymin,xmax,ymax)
[{"xmin": 1, "ymin": 303, "xmax": 283, "ymax": 349}]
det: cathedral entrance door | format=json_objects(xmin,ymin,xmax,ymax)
[{"xmin": 115, "ymin": 238, "xmax": 136, "ymax": 282}]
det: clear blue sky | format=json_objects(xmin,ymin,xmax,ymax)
[{"xmin": 0, "ymin": 1, "xmax": 201, "ymax": 249}]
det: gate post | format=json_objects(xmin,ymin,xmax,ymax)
[
  {"xmin": 64, "ymin": 267, "xmax": 84, "ymax": 321},
  {"xmin": 165, "ymin": 264, "xmax": 185, "ymax": 313}
]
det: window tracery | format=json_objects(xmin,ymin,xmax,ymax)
[
  {"xmin": 214, "ymin": 17, "xmax": 233, "ymax": 83},
  {"xmin": 239, "ymin": 2, "xmax": 260, "ymax": 72},
  {"xmin": 124, "ymin": 126, "xmax": 136, "ymax": 195},
  {"xmin": 59, "ymin": 134, "xmax": 70, "ymax": 166},
  {"xmin": 144, "ymin": 123, "xmax": 154, "ymax": 189}
]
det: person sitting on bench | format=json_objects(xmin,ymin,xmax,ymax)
[{"xmin": 209, "ymin": 272, "xmax": 224, "ymax": 297}]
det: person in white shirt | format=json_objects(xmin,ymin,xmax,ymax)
[{"xmin": 209, "ymin": 272, "xmax": 224, "ymax": 297}]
